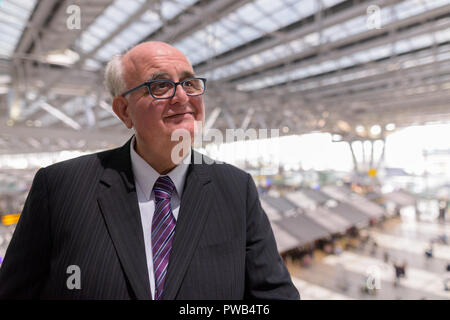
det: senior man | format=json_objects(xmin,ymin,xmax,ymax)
[{"xmin": 0, "ymin": 42, "xmax": 299, "ymax": 300}]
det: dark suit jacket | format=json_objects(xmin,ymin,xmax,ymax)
[{"xmin": 0, "ymin": 138, "xmax": 299, "ymax": 300}]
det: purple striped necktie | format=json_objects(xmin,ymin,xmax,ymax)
[{"xmin": 152, "ymin": 175, "xmax": 176, "ymax": 300}]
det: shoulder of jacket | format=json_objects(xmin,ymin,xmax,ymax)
[
  {"xmin": 40, "ymin": 147, "xmax": 117, "ymax": 174},
  {"xmin": 194, "ymin": 150, "xmax": 250, "ymax": 181}
]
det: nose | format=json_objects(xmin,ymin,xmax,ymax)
[{"xmin": 170, "ymin": 83, "xmax": 189, "ymax": 105}]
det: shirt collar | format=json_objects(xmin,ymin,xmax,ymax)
[{"xmin": 129, "ymin": 135, "xmax": 191, "ymax": 201}]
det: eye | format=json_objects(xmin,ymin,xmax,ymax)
[{"xmin": 155, "ymin": 82, "xmax": 169, "ymax": 89}]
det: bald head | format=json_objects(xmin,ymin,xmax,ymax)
[{"xmin": 121, "ymin": 41, "xmax": 193, "ymax": 89}]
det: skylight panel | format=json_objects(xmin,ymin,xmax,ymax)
[
  {"xmin": 292, "ymin": 0, "xmax": 317, "ymax": 17},
  {"xmin": 306, "ymin": 64, "xmax": 322, "ymax": 76},
  {"xmin": 289, "ymin": 38, "xmax": 305, "ymax": 52},
  {"xmin": 395, "ymin": 39, "xmax": 412, "ymax": 55},
  {"xmin": 0, "ymin": 1, "xmax": 29, "ymax": 20},
  {"xmin": 141, "ymin": 10, "xmax": 160, "ymax": 23},
  {"xmin": 236, "ymin": 3, "xmax": 265, "ymax": 23},
  {"xmin": 369, "ymin": 45, "xmax": 391, "ymax": 60},
  {"xmin": 410, "ymin": 34, "xmax": 433, "ymax": 50},
  {"xmin": 321, "ymin": 60, "xmax": 337, "ymax": 73},
  {"xmin": 173, "ymin": 41, "xmax": 194, "ymax": 56},
  {"xmin": 0, "ymin": 10, "xmax": 23, "ymax": 27},
  {"xmin": 220, "ymin": 13, "xmax": 242, "ymax": 33},
  {"xmin": 77, "ymin": 0, "xmax": 199, "ymax": 65},
  {"xmin": 352, "ymin": 52, "xmax": 371, "ymax": 64},
  {"xmin": 105, "ymin": 4, "xmax": 130, "ymax": 23},
  {"xmin": 272, "ymin": 43, "xmax": 291, "ymax": 58},
  {"xmin": 343, "ymin": 16, "xmax": 367, "ymax": 37},
  {"xmin": 0, "ymin": 0, "xmax": 37, "ymax": 58},
  {"xmin": 209, "ymin": 23, "xmax": 230, "ymax": 39},
  {"xmin": 192, "ymin": 29, "xmax": 209, "ymax": 44},
  {"xmin": 0, "ymin": 32, "xmax": 17, "ymax": 45},
  {"xmin": 236, "ymin": 25, "xmax": 261, "ymax": 42},
  {"xmin": 260, "ymin": 49, "xmax": 278, "ymax": 62},
  {"xmin": 114, "ymin": 29, "xmax": 143, "ymax": 48},
  {"xmin": 272, "ymin": 74, "xmax": 288, "ymax": 84},
  {"xmin": 162, "ymin": 1, "xmax": 184, "ymax": 20},
  {"xmin": 115, "ymin": 0, "xmax": 143, "ymax": 15},
  {"xmin": 256, "ymin": 16, "xmax": 281, "ymax": 32},
  {"xmin": 254, "ymin": 0, "xmax": 285, "ymax": 14},
  {"xmin": 88, "ymin": 24, "xmax": 110, "ymax": 41},
  {"xmin": 179, "ymin": 0, "xmax": 198, "ymax": 5},
  {"xmin": 78, "ymin": 33, "xmax": 99, "ymax": 52},
  {"xmin": 84, "ymin": 59, "xmax": 102, "ymax": 71},
  {"xmin": 1, "ymin": 23, "xmax": 21, "ymax": 39},
  {"xmin": 12, "ymin": 0, "xmax": 37, "ymax": 10},
  {"xmin": 304, "ymin": 33, "xmax": 320, "ymax": 47},
  {"xmin": 222, "ymin": 33, "xmax": 243, "ymax": 50},
  {"xmin": 435, "ymin": 27, "xmax": 450, "ymax": 42},
  {"xmin": 322, "ymin": 0, "xmax": 345, "ymax": 7},
  {"xmin": 272, "ymin": 6, "xmax": 302, "ymax": 28},
  {"xmin": 322, "ymin": 25, "xmax": 344, "ymax": 43},
  {"xmin": 95, "ymin": 43, "xmax": 120, "ymax": 61},
  {"xmin": 426, "ymin": 0, "xmax": 450, "ymax": 9}
]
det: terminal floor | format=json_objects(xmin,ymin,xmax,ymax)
[{"xmin": 287, "ymin": 214, "xmax": 450, "ymax": 300}]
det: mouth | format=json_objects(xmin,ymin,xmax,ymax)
[{"xmin": 165, "ymin": 112, "xmax": 194, "ymax": 119}]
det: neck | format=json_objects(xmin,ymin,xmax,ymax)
[{"xmin": 134, "ymin": 136, "xmax": 191, "ymax": 175}]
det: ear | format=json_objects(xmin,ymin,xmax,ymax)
[{"xmin": 112, "ymin": 96, "xmax": 133, "ymax": 129}]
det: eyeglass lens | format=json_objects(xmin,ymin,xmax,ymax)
[{"xmin": 149, "ymin": 79, "xmax": 205, "ymax": 98}]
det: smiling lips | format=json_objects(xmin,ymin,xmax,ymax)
[{"xmin": 165, "ymin": 112, "xmax": 194, "ymax": 119}]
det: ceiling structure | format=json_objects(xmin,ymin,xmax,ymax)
[{"xmin": 0, "ymin": 0, "xmax": 450, "ymax": 155}]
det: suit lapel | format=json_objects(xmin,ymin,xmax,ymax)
[
  {"xmin": 97, "ymin": 138, "xmax": 152, "ymax": 300},
  {"xmin": 162, "ymin": 150, "xmax": 213, "ymax": 300}
]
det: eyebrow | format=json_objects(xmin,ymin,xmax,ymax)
[{"xmin": 147, "ymin": 70, "xmax": 196, "ymax": 81}]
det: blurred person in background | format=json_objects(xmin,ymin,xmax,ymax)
[
  {"xmin": 0, "ymin": 42, "xmax": 299, "ymax": 300},
  {"xmin": 438, "ymin": 199, "xmax": 448, "ymax": 222},
  {"xmin": 444, "ymin": 262, "xmax": 450, "ymax": 291}
]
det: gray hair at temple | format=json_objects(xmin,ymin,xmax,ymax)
[{"xmin": 104, "ymin": 54, "xmax": 127, "ymax": 98}]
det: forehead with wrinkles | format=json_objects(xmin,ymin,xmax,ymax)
[{"xmin": 121, "ymin": 42, "xmax": 192, "ymax": 87}]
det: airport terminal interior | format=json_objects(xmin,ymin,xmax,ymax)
[{"xmin": 0, "ymin": 0, "xmax": 450, "ymax": 299}]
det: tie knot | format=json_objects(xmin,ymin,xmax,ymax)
[{"xmin": 153, "ymin": 176, "xmax": 175, "ymax": 201}]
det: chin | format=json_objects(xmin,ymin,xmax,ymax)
[{"xmin": 168, "ymin": 121, "xmax": 195, "ymax": 140}]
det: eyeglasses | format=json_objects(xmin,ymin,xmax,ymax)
[{"xmin": 121, "ymin": 77, "xmax": 207, "ymax": 100}]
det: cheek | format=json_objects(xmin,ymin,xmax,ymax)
[
  {"xmin": 133, "ymin": 100, "xmax": 164, "ymax": 130},
  {"xmin": 193, "ymin": 99, "xmax": 205, "ymax": 120}
]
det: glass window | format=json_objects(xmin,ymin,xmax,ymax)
[
  {"xmin": 272, "ymin": 6, "xmax": 300, "ymax": 28},
  {"xmin": 255, "ymin": 0, "xmax": 285, "ymax": 14},
  {"xmin": 236, "ymin": 3, "xmax": 264, "ymax": 23},
  {"xmin": 0, "ymin": 0, "xmax": 37, "ymax": 57},
  {"xmin": 162, "ymin": 1, "xmax": 182, "ymax": 20}
]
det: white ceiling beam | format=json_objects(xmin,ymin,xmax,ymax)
[{"xmin": 39, "ymin": 101, "xmax": 81, "ymax": 130}]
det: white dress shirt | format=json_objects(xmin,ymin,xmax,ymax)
[{"xmin": 129, "ymin": 136, "xmax": 191, "ymax": 299}]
